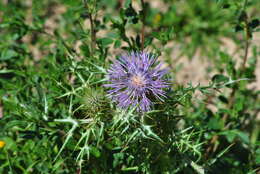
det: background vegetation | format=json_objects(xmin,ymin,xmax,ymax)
[{"xmin": 0, "ymin": 0, "xmax": 259, "ymax": 173}]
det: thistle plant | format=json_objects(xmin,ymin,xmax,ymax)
[
  {"xmin": 105, "ymin": 52, "xmax": 169, "ymax": 112},
  {"xmin": 0, "ymin": 0, "xmax": 259, "ymax": 174}
]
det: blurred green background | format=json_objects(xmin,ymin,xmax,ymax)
[{"xmin": 0, "ymin": 0, "xmax": 259, "ymax": 173}]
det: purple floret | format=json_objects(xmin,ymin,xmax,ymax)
[{"xmin": 104, "ymin": 52, "xmax": 169, "ymax": 112}]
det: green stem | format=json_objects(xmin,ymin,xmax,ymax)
[
  {"xmin": 5, "ymin": 149, "xmax": 13, "ymax": 173},
  {"xmin": 141, "ymin": 0, "xmax": 145, "ymax": 51}
]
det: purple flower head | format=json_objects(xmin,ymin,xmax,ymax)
[{"xmin": 105, "ymin": 52, "xmax": 169, "ymax": 112}]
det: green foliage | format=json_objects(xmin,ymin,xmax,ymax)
[{"xmin": 0, "ymin": 0, "xmax": 259, "ymax": 173}]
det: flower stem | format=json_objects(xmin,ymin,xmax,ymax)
[{"xmin": 141, "ymin": 0, "xmax": 145, "ymax": 51}]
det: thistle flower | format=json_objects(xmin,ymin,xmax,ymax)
[
  {"xmin": 82, "ymin": 87, "xmax": 107, "ymax": 116},
  {"xmin": 105, "ymin": 52, "xmax": 169, "ymax": 112}
]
